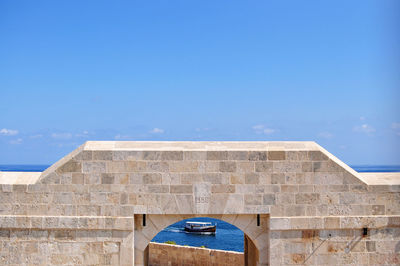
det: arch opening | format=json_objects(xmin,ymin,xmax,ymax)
[{"xmin": 134, "ymin": 214, "xmax": 269, "ymax": 266}]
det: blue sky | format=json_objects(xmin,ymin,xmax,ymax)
[{"xmin": 0, "ymin": 0, "xmax": 399, "ymax": 165}]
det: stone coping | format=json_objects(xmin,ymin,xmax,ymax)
[
  {"xmin": 148, "ymin": 242, "xmax": 244, "ymax": 254},
  {"xmin": 0, "ymin": 215, "xmax": 133, "ymax": 231},
  {"xmin": 83, "ymin": 141, "xmax": 320, "ymax": 151},
  {"xmin": 359, "ymin": 172, "xmax": 400, "ymax": 185},
  {"xmin": 270, "ymin": 216, "xmax": 400, "ymax": 230},
  {"xmin": 0, "ymin": 172, "xmax": 41, "ymax": 184}
]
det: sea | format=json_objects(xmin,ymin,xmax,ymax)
[{"xmin": 1, "ymin": 164, "xmax": 399, "ymax": 252}]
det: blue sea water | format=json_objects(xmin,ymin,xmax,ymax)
[
  {"xmin": 1, "ymin": 164, "xmax": 399, "ymax": 252},
  {"xmin": 151, "ymin": 217, "xmax": 244, "ymax": 252}
]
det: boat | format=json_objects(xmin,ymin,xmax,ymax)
[{"xmin": 184, "ymin": 221, "xmax": 216, "ymax": 234}]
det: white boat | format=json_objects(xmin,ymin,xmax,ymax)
[{"xmin": 184, "ymin": 221, "xmax": 216, "ymax": 234}]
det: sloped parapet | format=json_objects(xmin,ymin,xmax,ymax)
[{"xmin": 0, "ymin": 141, "xmax": 399, "ymax": 265}]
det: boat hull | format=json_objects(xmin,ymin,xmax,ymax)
[{"xmin": 184, "ymin": 226, "xmax": 216, "ymax": 234}]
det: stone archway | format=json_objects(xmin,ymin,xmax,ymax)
[{"xmin": 134, "ymin": 214, "xmax": 269, "ymax": 266}]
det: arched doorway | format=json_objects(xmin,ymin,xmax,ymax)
[{"xmin": 134, "ymin": 214, "xmax": 269, "ymax": 266}]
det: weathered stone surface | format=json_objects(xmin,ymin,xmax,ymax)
[
  {"xmin": 268, "ymin": 151, "xmax": 286, "ymax": 160},
  {"xmin": 1, "ymin": 141, "xmax": 398, "ymax": 266}
]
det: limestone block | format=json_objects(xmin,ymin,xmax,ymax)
[
  {"xmin": 263, "ymin": 194, "xmax": 276, "ymax": 205},
  {"xmin": 56, "ymin": 160, "xmax": 82, "ymax": 174},
  {"xmin": 255, "ymin": 162, "xmax": 273, "ymax": 172},
  {"xmin": 230, "ymin": 174, "xmax": 245, "ymax": 184},
  {"xmin": 281, "ymin": 185, "xmax": 299, "ymax": 193},
  {"xmin": 227, "ymin": 151, "xmax": 249, "ymax": 160},
  {"xmin": 161, "ymin": 173, "xmax": 180, "ymax": 185},
  {"xmin": 147, "ymin": 185, "xmax": 169, "ymax": 193},
  {"xmin": 248, "ymin": 151, "xmax": 267, "ymax": 161},
  {"xmin": 169, "ymin": 161, "xmax": 199, "ymax": 172},
  {"xmin": 142, "ymin": 151, "xmax": 161, "ymax": 160},
  {"xmin": 268, "ymin": 151, "xmax": 286, "ymax": 160},
  {"xmin": 142, "ymin": 173, "xmax": 162, "ymax": 184},
  {"xmin": 82, "ymin": 162, "xmax": 106, "ymax": 173},
  {"xmin": 74, "ymin": 150, "xmax": 93, "ymax": 161},
  {"xmin": 245, "ymin": 173, "xmax": 259, "ymax": 184},
  {"xmin": 71, "ymin": 173, "xmax": 84, "ymax": 184},
  {"xmin": 180, "ymin": 173, "xmax": 203, "ymax": 184},
  {"xmin": 276, "ymin": 193, "xmax": 295, "ymax": 205},
  {"xmin": 270, "ymin": 218, "xmax": 290, "ymax": 231},
  {"xmin": 236, "ymin": 161, "xmax": 254, "ymax": 173},
  {"xmin": 211, "ymin": 184, "xmax": 235, "ymax": 193},
  {"xmin": 53, "ymin": 192, "xmax": 74, "ymax": 204},
  {"xmin": 258, "ymin": 173, "xmax": 272, "ymax": 185},
  {"xmin": 314, "ymin": 172, "xmax": 343, "ymax": 185},
  {"xmin": 328, "ymin": 184, "xmax": 349, "ymax": 192},
  {"xmin": 183, "ymin": 151, "xmax": 206, "ymax": 160},
  {"xmin": 146, "ymin": 161, "xmax": 169, "ymax": 172},
  {"xmin": 295, "ymin": 193, "xmax": 320, "ymax": 204},
  {"xmin": 271, "ymin": 173, "xmax": 285, "ymax": 184},
  {"xmin": 273, "ymin": 162, "xmax": 302, "ymax": 173},
  {"xmin": 59, "ymin": 217, "xmax": 79, "ymax": 229},
  {"xmin": 284, "ymin": 205, "xmax": 305, "ymax": 216},
  {"xmin": 92, "ymin": 151, "xmax": 113, "ymax": 160},
  {"xmin": 219, "ymin": 161, "xmax": 237, "ymax": 172},
  {"xmin": 160, "ymin": 151, "xmax": 183, "ymax": 161},
  {"xmin": 203, "ymin": 173, "xmax": 224, "ymax": 184},
  {"xmin": 198, "ymin": 161, "xmax": 219, "ymax": 172},
  {"xmin": 286, "ymin": 151, "xmax": 308, "ymax": 161},
  {"xmin": 170, "ymin": 185, "xmax": 193, "ymax": 194},
  {"xmin": 235, "ymin": 184, "xmax": 255, "ymax": 194},
  {"xmin": 313, "ymin": 160, "xmax": 342, "ymax": 172},
  {"xmin": 208, "ymin": 194, "xmax": 228, "ymax": 214},
  {"xmin": 101, "ymin": 174, "xmax": 115, "ymax": 184},
  {"xmin": 301, "ymin": 162, "xmax": 313, "ymax": 172},
  {"xmin": 206, "ymin": 151, "xmax": 228, "ymax": 160},
  {"xmin": 175, "ymin": 194, "xmax": 194, "ymax": 214},
  {"xmin": 113, "ymin": 151, "xmax": 142, "ymax": 160},
  {"xmin": 90, "ymin": 192, "xmax": 108, "ymax": 204},
  {"xmin": 256, "ymin": 185, "xmax": 280, "ymax": 193},
  {"xmin": 298, "ymin": 185, "xmax": 314, "ymax": 192},
  {"xmin": 160, "ymin": 194, "xmax": 179, "ymax": 213},
  {"xmin": 108, "ymin": 161, "xmax": 147, "ymax": 173},
  {"xmin": 309, "ymin": 150, "xmax": 329, "ymax": 161},
  {"xmin": 244, "ymin": 194, "xmax": 262, "ymax": 205}
]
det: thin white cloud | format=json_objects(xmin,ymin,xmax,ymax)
[
  {"xmin": 195, "ymin": 128, "xmax": 210, "ymax": 132},
  {"xmin": 391, "ymin": 122, "xmax": 400, "ymax": 130},
  {"xmin": 252, "ymin": 125, "xmax": 275, "ymax": 135},
  {"xmin": 0, "ymin": 128, "xmax": 19, "ymax": 136},
  {"xmin": 392, "ymin": 122, "xmax": 400, "ymax": 136},
  {"xmin": 150, "ymin": 128, "xmax": 164, "ymax": 134},
  {"xmin": 359, "ymin": 116, "xmax": 366, "ymax": 121},
  {"xmin": 318, "ymin": 132, "xmax": 333, "ymax": 139},
  {"xmin": 75, "ymin": 130, "xmax": 90, "ymax": 138},
  {"xmin": 51, "ymin": 132, "xmax": 73, "ymax": 139},
  {"xmin": 353, "ymin": 124, "xmax": 376, "ymax": 135},
  {"xmin": 10, "ymin": 138, "xmax": 23, "ymax": 144}
]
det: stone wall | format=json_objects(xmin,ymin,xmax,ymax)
[
  {"xmin": 0, "ymin": 229, "xmax": 123, "ymax": 265},
  {"xmin": 0, "ymin": 141, "xmax": 399, "ymax": 265},
  {"xmin": 147, "ymin": 242, "xmax": 244, "ymax": 266},
  {"xmin": 270, "ymin": 228, "xmax": 400, "ymax": 265},
  {"xmin": 0, "ymin": 216, "xmax": 133, "ymax": 265}
]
